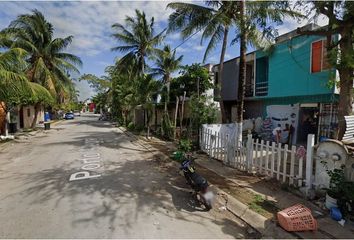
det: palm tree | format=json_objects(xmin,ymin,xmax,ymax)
[
  {"xmin": 0, "ymin": 48, "xmax": 52, "ymax": 134},
  {"xmin": 2, "ymin": 10, "xmax": 82, "ymax": 127},
  {"xmin": 152, "ymin": 45, "xmax": 183, "ymax": 113},
  {"xmin": 168, "ymin": 1, "xmax": 301, "ymax": 143},
  {"xmin": 136, "ymin": 74, "xmax": 161, "ymax": 139},
  {"xmin": 111, "ymin": 9, "xmax": 165, "ymax": 75},
  {"xmin": 235, "ymin": 1, "xmax": 301, "ymax": 145},
  {"xmin": 167, "ymin": 1, "xmax": 235, "ymax": 123}
]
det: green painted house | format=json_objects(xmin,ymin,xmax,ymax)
[{"xmin": 213, "ymin": 24, "xmax": 339, "ymax": 145}]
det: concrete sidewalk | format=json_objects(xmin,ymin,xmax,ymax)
[
  {"xmin": 0, "ymin": 119, "xmax": 64, "ymax": 151},
  {"xmin": 124, "ymin": 130, "xmax": 354, "ymax": 239},
  {"xmin": 195, "ymin": 155, "xmax": 354, "ymax": 239}
]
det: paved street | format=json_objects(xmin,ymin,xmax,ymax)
[{"xmin": 0, "ymin": 114, "xmax": 249, "ymax": 238}]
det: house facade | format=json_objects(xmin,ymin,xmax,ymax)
[{"xmin": 213, "ymin": 24, "xmax": 339, "ymax": 145}]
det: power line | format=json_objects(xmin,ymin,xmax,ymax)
[{"xmin": 171, "ymin": 8, "xmax": 225, "ymax": 52}]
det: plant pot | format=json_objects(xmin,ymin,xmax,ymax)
[{"xmin": 325, "ymin": 193, "xmax": 338, "ymax": 209}]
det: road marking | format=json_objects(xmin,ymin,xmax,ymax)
[
  {"xmin": 69, "ymin": 171, "xmax": 101, "ymax": 181},
  {"xmin": 69, "ymin": 138, "xmax": 104, "ymax": 182}
]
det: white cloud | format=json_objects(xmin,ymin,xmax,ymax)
[
  {"xmin": 0, "ymin": 1, "xmax": 172, "ymax": 57},
  {"xmin": 276, "ymin": 3, "xmax": 329, "ymax": 36},
  {"xmin": 193, "ymin": 45, "xmax": 204, "ymax": 51},
  {"xmin": 224, "ymin": 53, "xmax": 231, "ymax": 60}
]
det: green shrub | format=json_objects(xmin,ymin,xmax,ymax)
[
  {"xmin": 127, "ymin": 122, "xmax": 135, "ymax": 130},
  {"xmin": 178, "ymin": 138, "xmax": 192, "ymax": 153}
]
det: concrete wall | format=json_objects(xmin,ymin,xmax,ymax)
[
  {"xmin": 22, "ymin": 105, "xmax": 44, "ymax": 129},
  {"xmin": 256, "ymin": 34, "xmax": 335, "ymax": 98}
]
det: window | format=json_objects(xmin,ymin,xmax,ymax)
[
  {"xmin": 311, "ymin": 40, "xmax": 329, "ymax": 73},
  {"xmin": 27, "ymin": 108, "xmax": 30, "ymax": 117}
]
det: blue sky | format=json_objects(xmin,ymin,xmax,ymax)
[{"xmin": 0, "ymin": 1, "xmax": 328, "ymax": 101}]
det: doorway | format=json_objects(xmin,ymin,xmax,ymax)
[
  {"xmin": 19, "ymin": 107, "xmax": 24, "ymax": 128},
  {"xmin": 297, "ymin": 104, "xmax": 319, "ymax": 145}
]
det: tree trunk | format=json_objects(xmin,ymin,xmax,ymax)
[
  {"xmin": 174, "ymin": 96, "xmax": 179, "ymax": 140},
  {"xmin": 218, "ymin": 27, "xmax": 229, "ymax": 123},
  {"xmin": 31, "ymin": 103, "xmax": 41, "ymax": 129},
  {"xmin": 180, "ymin": 91, "xmax": 186, "ymax": 130},
  {"xmin": 146, "ymin": 109, "xmax": 150, "ymax": 139},
  {"xmin": 337, "ymin": 68, "xmax": 353, "ymax": 140},
  {"xmin": 164, "ymin": 76, "xmax": 170, "ymax": 113},
  {"xmin": 337, "ymin": 33, "xmax": 353, "ymax": 140},
  {"xmin": 236, "ymin": 0, "xmax": 247, "ymax": 147},
  {"xmin": 4, "ymin": 110, "xmax": 10, "ymax": 136}
]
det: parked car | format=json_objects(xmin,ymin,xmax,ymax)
[
  {"xmin": 73, "ymin": 110, "xmax": 81, "ymax": 117},
  {"xmin": 64, "ymin": 112, "xmax": 75, "ymax": 120}
]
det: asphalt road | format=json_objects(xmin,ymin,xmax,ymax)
[{"xmin": 0, "ymin": 114, "xmax": 250, "ymax": 238}]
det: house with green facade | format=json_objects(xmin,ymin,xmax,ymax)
[{"xmin": 212, "ymin": 24, "xmax": 339, "ymax": 145}]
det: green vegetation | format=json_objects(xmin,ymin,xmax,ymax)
[
  {"xmin": 0, "ymin": 10, "xmax": 80, "ymax": 133},
  {"xmin": 296, "ymin": 1, "xmax": 354, "ymax": 140}
]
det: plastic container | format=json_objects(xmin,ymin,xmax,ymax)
[
  {"xmin": 325, "ymin": 193, "xmax": 338, "ymax": 209},
  {"xmin": 277, "ymin": 204, "xmax": 317, "ymax": 232},
  {"xmin": 330, "ymin": 207, "xmax": 342, "ymax": 221},
  {"xmin": 44, "ymin": 122, "xmax": 50, "ymax": 130}
]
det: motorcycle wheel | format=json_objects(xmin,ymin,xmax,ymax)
[{"xmin": 199, "ymin": 195, "xmax": 212, "ymax": 211}]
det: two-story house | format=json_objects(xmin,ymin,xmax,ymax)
[{"xmin": 212, "ymin": 24, "xmax": 339, "ymax": 145}]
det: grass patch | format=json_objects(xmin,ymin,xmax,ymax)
[{"xmin": 248, "ymin": 194, "xmax": 279, "ymax": 218}]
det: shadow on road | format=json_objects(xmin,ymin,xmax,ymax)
[
  {"xmin": 4, "ymin": 116, "xmax": 252, "ymax": 238},
  {"xmin": 19, "ymin": 157, "xmax": 240, "ymax": 236}
]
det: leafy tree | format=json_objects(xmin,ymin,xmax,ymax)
[
  {"xmin": 167, "ymin": 1, "xmax": 234, "ymax": 123},
  {"xmin": 111, "ymin": 9, "xmax": 165, "ymax": 75},
  {"xmin": 1, "ymin": 10, "xmax": 81, "ymax": 127},
  {"xmin": 0, "ymin": 48, "xmax": 52, "ymax": 134},
  {"xmin": 151, "ymin": 45, "xmax": 183, "ymax": 113},
  {"xmin": 188, "ymin": 94, "xmax": 218, "ymax": 141},
  {"xmin": 135, "ymin": 74, "xmax": 162, "ymax": 138},
  {"xmin": 169, "ymin": 1, "xmax": 301, "ymax": 146},
  {"xmin": 80, "ymin": 74, "xmax": 111, "ymax": 94},
  {"xmin": 170, "ymin": 63, "xmax": 212, "ymax": 100},
  {"xmin": 296, "ymin": 0, "xmax": 354, "ymax": 139}
]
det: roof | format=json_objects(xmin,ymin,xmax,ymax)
[{"xmin": 211, "ymin": 24, "xmax": 321, "ymax": 67}]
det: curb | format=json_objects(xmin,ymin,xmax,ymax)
[
  {"xmin": 51, "ymin": 119, "xmax": 64, "ymax": 126},
  {"xmin": 0, "ymin": 140, "xmax": 13, "ymax": 151},
  {"xmin": 118, "ymin": 128, "xmax": 295, "ymax": 238}
]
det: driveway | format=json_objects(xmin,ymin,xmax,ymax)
[{"xmin": 0, "ymin": 114, "xmax": 250, "ymax": 238}]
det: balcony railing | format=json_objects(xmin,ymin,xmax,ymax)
[{"xmin": 255, "ymin": 81, "xmax": 268, "ymax": 96}]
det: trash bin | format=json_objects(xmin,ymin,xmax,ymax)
[
  {"xmin": 44, "ymin": 122, "xmax": 50, "ymax": 130},
  {"xmin": 44, "ymin": 112, "xmax": 51, "ymax": 122},
  {"xmin": 9, "ymin": 122, "xmax": 17, "ymax": 133}
]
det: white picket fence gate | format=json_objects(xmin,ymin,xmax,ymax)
[{"xmin": 200, "ymin": 127, "xmax": 314, "ymax": 189}]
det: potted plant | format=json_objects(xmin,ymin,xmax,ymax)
[
  {"xmin": 322, "ymin": 163, "xmax": 346, "ymax": 209},
  {"xmin": 338, "ymin": 181, "xmax": 354, "ymax": 219}
]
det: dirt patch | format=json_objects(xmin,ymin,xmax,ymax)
[
  {"xmin": 136, "ymin": 135, "xmax": 280, "ymax": 219},
  {"xmin": 194, "ymin": 163, "xmax": 279, "ymax": 219}
]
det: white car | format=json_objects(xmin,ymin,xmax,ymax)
[{"xmin": 73, "ymin": 111, "xmax": 81, "ymax": 117}]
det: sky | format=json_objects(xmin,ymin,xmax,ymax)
[{"xmin": 0, "ymin": 1, "xmax": 329, "ymax": 101}]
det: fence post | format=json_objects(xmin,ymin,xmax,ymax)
[
  {"xmin": 265, "ymin": 141, "xmax": 270, "ymax": 175},
  {"xmin": 290, "ymin": 145, "xmax": 296, "ymax": 185},
  {"xmin": 271, "ymin": 142, "xmax": 276, "ymax": 177},
  {"xmin": 305, "ymin": 134, "xmax": 315, "ymax": 196},
  {"xmin": 246, "ymin": 134, "xmax": 253, "ymax": 172},
  {"xmin": 199, "ymin": 126, "xmax": 203, "ymax": 150}
]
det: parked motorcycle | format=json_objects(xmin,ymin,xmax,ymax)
[
  {"xmin": 98, "ymin": 113, "xmax": 108, "ymax": 121},
  {"xmin": 180, "ymin": 155, "xmax": 214, "ymax": 210}
]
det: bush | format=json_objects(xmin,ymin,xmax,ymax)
[
  {"xmin": 127, "ymin": 122, "xmax": 135, "ymax": 130},
  {"xmin": 178, "ymin": 138, "xmax": 192, "ymax": 153}
]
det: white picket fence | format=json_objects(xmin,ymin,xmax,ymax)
[{"xmin": 200, "ymin": 127, "xmax": 314, "ymax": 188}]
